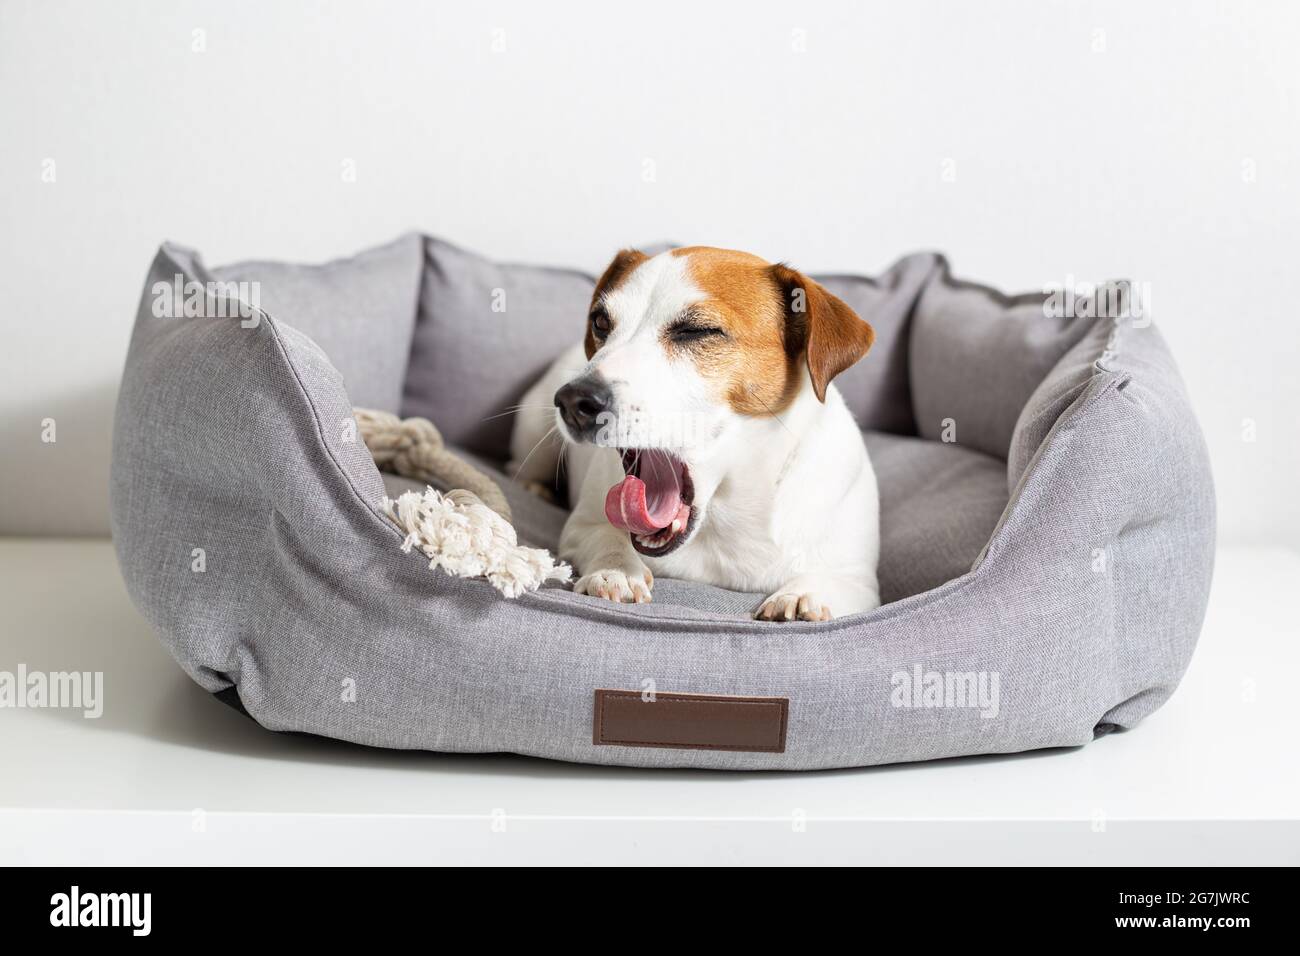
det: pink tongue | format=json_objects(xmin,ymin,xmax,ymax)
[
  {"xmin": 605, "ymin": 474, "xmax": 684, "ymax": 535},
  {"xmin": 605, "ymin": 450, "xmax": 691, "ymax": 537}
]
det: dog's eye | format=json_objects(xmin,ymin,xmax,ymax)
[
  {"xmin": 590, "ymin": 310, "xmax": 612, "ymax": 338},
  {"xmin": 668, "ymin": 324, "xmax": 726, "ymax": 344}
]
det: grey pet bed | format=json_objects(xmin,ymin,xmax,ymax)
[{"xmin": 111, "ymin": 234, "xmax": 1215, "ymax": 770}]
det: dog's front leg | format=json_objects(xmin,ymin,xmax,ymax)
[
  {"xmin": 756, "ymin": 572, "xmax": 879, "ymax": 622},
  {"xmin": 561, "ymin": 516, "xmax": 653, "ymax": 604}
]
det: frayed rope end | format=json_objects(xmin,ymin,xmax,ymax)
[{"xmin": 381, "ymin": 488, "xmax": 571, "ymax": 598}]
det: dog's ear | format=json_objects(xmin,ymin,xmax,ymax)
[{"xmin": 770, "ymin": 264, "xmax": 875, "ymax": 402}]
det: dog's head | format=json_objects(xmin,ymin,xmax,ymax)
[{"xmin": 554, "ymin": 246, "xmax": 874, "ymax": 557}]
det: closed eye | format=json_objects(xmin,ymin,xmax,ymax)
[{"xmin": 667, "ymin": 323, "xmax": 727, "ymax": 344}]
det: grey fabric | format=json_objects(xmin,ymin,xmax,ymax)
[
  {"xmin": 1006, "ymin": 286, "xmax": 1132, "ymax": 492},
  {"xmin": 865, "ymin": 432, "xmax": 1009, "ymax": 603},
  {"xmin": 111, "ymin": 237, "xmax": 1215, "ymax": 771},
  {"xmin": 909, "ymin": 260, "xmax": 1098, "ymax": 460},
  {"xmin": 211, "ymin": 233, "xmax": 422, "ymax": 413},
  {"xmin": 401, "ymin": 237, "xmax": 596, "ymax": 460}
]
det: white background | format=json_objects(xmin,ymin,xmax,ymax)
[{"xmin": 2, "ymin": 0, "xmax": 1297, "ymax": 545}]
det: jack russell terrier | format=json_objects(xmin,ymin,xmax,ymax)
[{"xmin": 510, "ymin": 246, "xmax": 880, "ymax": 621}]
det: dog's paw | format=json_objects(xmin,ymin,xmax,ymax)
[
  {"xmin": 574, "ymin": 566, "xmax": 653, "ymax": 604},
  {"xmin": 755, "ymin": 591, "xmax": 832, "ymax": 622}
]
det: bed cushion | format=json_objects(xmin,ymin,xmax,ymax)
[
  {"xmin": 400, "ymin": 237, "xmax": 596, "ymax": 460},
  {"xmin": 211, "ymin": 234, "xmax": 423, "ymax": 413},
  {"xmin": 866, "ymin": 432, "xmax": 1009, "ymax": 603},
  {"xmin": 909, "ymin": 261, "xmax": 1098, "ymax": 460}
]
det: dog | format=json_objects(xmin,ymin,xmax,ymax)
[{"xmin": 509, "ymin": 246, "xmax": 881, "ymax": 621}]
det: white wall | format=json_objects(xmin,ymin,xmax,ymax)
[{"xmin": 2, "ymin": 0, "xmax": 1297, "ymax": 544}]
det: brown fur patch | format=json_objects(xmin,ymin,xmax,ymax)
[
  {"xmin": 670, "ymin": 247, "xmax": 805, "ymax": 416},
  {"xmin": 586, "ymin": 249, "xmax": 647, "ymax": 358}
]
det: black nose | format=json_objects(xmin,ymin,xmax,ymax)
[{"xmin": 555, "ymin": 377, "xmax": 613, "ymax": 437}]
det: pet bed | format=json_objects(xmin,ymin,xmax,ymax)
[{"xmin": 110, "ymin": 234, "xmax": 1215, "ymax": 770}]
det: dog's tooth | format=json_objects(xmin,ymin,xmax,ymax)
[{"xmin": 671, "ymin": 520, "xmax": 682, "ymax": 533}]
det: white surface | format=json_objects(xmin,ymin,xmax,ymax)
[
  {"xmin": 1, "ymin": 0, "xmax": 1298, "ymax": 545},
  {"xmin": 0, "ymin": 538, "xmax": 1297, "ymax": 865}
]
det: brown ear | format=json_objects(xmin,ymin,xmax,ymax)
[{"xmin": 770, "ymin": 264, "xmax": 875, "ymax": 402}]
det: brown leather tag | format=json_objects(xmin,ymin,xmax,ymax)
[{"xmin": 593, "ymin": 689, "xmax": 788, "ymax": 753}]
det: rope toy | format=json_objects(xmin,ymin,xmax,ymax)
[{"xmin": 354, "ymin": 409, "xmax": 571, "ymax": 598}]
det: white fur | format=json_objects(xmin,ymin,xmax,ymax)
[{"xmin": 509, "ymin": 251, "xmax": 881, "ymax": 621}]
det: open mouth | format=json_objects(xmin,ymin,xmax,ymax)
[{"xmin": 603, "ymin": 449, "xmax": 696, "ymax": 557}]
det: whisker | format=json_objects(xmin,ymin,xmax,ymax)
[
  {"xmin": 512, "ymin": 424, "xmax": 558, "ymax": 483},
  {"xmin": 480, "ymin": 402, "xmax": 556, "ymax": 424},
  {"xmin": 554, "ymin": 440, "xmax": 569, "ymax": 489}
]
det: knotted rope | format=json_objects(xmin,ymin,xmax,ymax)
[
  {"xmin": 354, "ymin": 408, "xmax": 570, "ymax": 597},
  {"xmin": 354, "ymin": 408, "xmax": 512, "ymax": 520}
]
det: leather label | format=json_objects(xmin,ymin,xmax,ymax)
[{"xmin": 593, "ymin": 689, "xmax": 788, "ymax": 753}]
